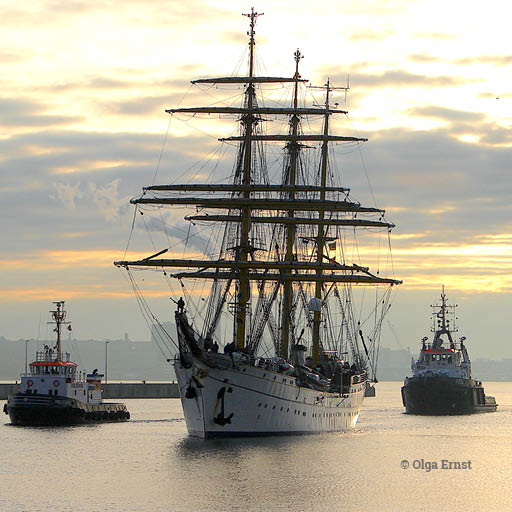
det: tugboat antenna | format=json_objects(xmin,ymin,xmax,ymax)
[{"xmin": 47, "ymin": 300, "xmax": 70, "ymax": 361}]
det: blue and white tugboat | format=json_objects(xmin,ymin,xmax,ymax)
[
  {"xmin": 401, "ymin": 289, "xmax": 497, "ymax": 415},
  {"xmin": 4, "ymin": 301, "xmax": 130, "ymax": 425}
]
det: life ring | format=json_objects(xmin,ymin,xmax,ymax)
[
  {"xmin": 53, "ymin": 380, "xmax": 60, "ymax": 387},
  {"xmin": 27, "ymin": 379, "xmax": 33, "ymax": 387}
]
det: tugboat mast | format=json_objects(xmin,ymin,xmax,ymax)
[
  {"xmin": 48, "ymin": 301, "xmax": 70, "ymax": 361},
  {"xmin": 431, "ymin": 286, "xmax": 457, "ymax": 348}
]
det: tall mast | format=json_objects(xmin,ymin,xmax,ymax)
[
  {"xmin": 310, "ymin": 80, "xmax": 349, "ymax": 364},
  {"xmin": 280, "ymin": 49, "xmax": 303, "ymax": 360},
  {"xmin": 48, "ymin": 301, "xmax": 69, "ymax": 361},
  {"xmin": 236, "ymin": 8, "xmax": 263, "ymax": 349}
]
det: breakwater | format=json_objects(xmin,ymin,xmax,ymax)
[{"xmin": 0, "ymin": 382, "xmax": 179, "ymax": 400}]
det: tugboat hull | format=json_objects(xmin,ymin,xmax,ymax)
[
  {"xmin": 401, "ymin": 377, "xmax": 496, "ymax": 415},
  {"xmin": 4, "ymin": 393, "xmax": 130, "ymax": 426}
]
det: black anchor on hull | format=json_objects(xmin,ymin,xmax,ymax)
[{"xmin": 213, "ymin": 386, "xmax": 234, "ymax": 426}]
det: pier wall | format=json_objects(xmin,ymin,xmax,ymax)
[{"xmin": 0, "ymin": 382, "xmax": 179, "ymax": 400}]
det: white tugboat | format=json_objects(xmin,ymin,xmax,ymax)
[
  {"xmin": 4, "ymin": 301, "xmax": 130, "ymax": 425},
  {"xmin": 401, "ymin": 289, "xmax": 497, "ymax": 415},
  {"xmin": 115, "ymin": 10, "xmax": 401, "ymax": 438}
]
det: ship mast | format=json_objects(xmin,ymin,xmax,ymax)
[
  {"xmin": 48, "ymin": 301, "xmax": 70, "ymax": 361},
  {"xmin": 280, "ymin": 48, "xmax": 303, "ymax": 360},
  {"xmin": 431, "ymin": 286, "xmax": 457, "ymax": 348},
  {"xmin": 309, "ymin": 80, "xmax": 349, "ymax": 363},
  {"xmin": 235, "ymin": 8, "xmax": 263, "ymax": 349}
]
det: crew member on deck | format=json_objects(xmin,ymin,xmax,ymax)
[{"xmin": 177, "ymin": 297, "xmax": 185, "ymax": 313}]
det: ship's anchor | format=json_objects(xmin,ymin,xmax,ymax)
[{"xmin": 213, "ymin": 386, "xmax": 233, "ymax": 426}]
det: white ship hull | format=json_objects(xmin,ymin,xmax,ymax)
[{"xmin": 174, "ymin": 354, "xmax": 365, "ymax": 438}]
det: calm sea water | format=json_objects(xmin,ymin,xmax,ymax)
[{"xmin": 1, "ymin": 381, "xmax": 511, "ymax": 512}]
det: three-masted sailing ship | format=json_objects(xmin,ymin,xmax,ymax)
[{"xmin": 116, "ymin": 10, "xmax": 401, "ymax": 438}]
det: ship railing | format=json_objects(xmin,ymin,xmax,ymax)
[
  {"xmin": 34, "ymin": 351, "xmax": 72, "ymax": 362},
  {"xmin": 20, "ymin": 372, "xmax": 87, "ymax": 382},
  {"xmin": 204, "ymin": 351, "xmax": 259, "ymax": 369},
  {"xmin": 201, "ymin": 350, "xmax": 289, "ymax": 373}
]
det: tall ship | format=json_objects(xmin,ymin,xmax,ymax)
[
  {"xmin": 401, "ymin": 290, "xmax": 497, "ymax": 415},
  {"xmin": 4, "ymin": 301, "xmax": 130, "ymax": 425},
  {"xmin": 115, "ymin": 10, "xmax": 401, "ymax": 438}
]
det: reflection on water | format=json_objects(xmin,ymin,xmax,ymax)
[{"xmin": 1, "ymin": 385, "xmax": 512, "ymax": 511}]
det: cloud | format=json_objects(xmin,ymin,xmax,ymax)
[
  {"xmin": 413, "ymin": 32, "xmax": 456, "ymax": 40},
  {"xmin": 323, "ymin": 69, "xmax": 471, "ymax": 89},
  {"xmin": 53, "ymin": 181, "xmax": 82, "ymax": 209},
  {"xmin": 408, "ymin": 53, "xmax": 441, "ymax": 63},
  {"xmin": 1, "ymin": 0, "xmax": 223, "ymax": 28},
  {"xmin": 0, "ymin": 51, "xmax": 24, "ymax": 63},
  {"xmin": 409, "ymin": 106, "xmax": 486, "ymax": 123},
  {"xmin": 347, "ymin": 30, "xmax": 394, "ymax": 42},
  {"xmin": 143, "ymin": 214, "xmax": 212, "ymax": 255},
  {"xmin": 88, "ymin": 179, "xmax": 132, "ymax": 221},
  {"xmin": 453, "ymin": 55, "xmax": 512, "ymax": 66},
  {"xmin": 0, "ymin": 98, "xmax": 83, "ymax": 128}
]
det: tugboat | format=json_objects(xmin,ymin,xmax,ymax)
[
  {"xmin": 3, "ymin": 301, "xmax": 130, "ymax": 425},
  {"xmin": 401, "ymin": 289, "xmax": 497, "ymax": 415}
]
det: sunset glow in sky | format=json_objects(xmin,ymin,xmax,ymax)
[{"xmin": 2, "ymin": 0, "xmax": 511, "ymax": 357}]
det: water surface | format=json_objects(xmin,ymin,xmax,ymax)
[{"xmin": 1, "ymin": 382, "xmax": 510, "ymax": 511}]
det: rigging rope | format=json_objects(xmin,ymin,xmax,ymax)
[
  {"xmin": 152, "ymin": 114, "xmax": 173, "ymax": 186},
  {"xmin": 123, "ymin": 269, "xmax": 177, "ymax": 362}
]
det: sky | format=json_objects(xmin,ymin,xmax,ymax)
[{"xmin": 1, "ymin": 0, "xmax": 511, "ymax": 359}]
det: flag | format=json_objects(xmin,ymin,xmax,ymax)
[{"xmin": 328, "ymin": 241, "xmax": 336, "ymax": 251}]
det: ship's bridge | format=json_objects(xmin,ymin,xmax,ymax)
[
  {"xmin": 29, "ymin": 351, "xmax": 78, "ymax": 377},
  {"xmin": 424, "ymin": 348, "xmax": 456, "ymax": 364}
]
